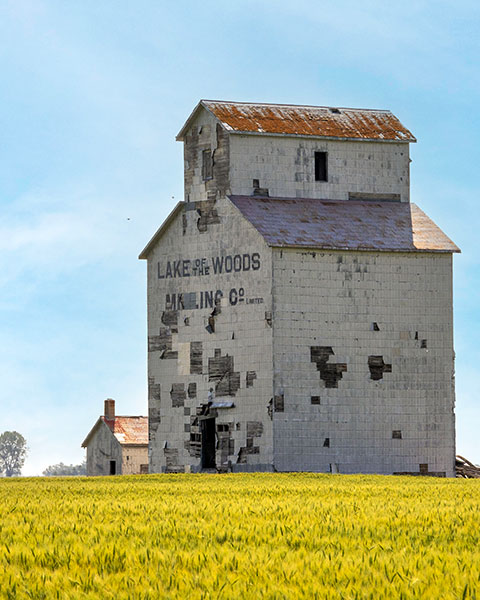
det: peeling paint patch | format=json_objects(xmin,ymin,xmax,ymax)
[
  {"xmin": 186, "ymin": 415, "xmax": 201, "ymax": 458},
  {"xmin": 368, "ymin": 356, "xmax": 392, "ymax": 380},
  {"xmin": 196, "ymin": 199, "xmax": 220, "ymax": 233},
  {"xmin": 217, "ymin": 422, "xmax": 234, "ymax": 465},
  {"xmin": 247, "ymin": 421, "xmax": 263, "ymax": 438},
  {"xmin": 182, "ymin": 212, "xmax": 187, "ymax": 236},
  {"xmin": 148, "ymin": 378, "xmax": 162, "ymax": 440},
  {"xmin": 148, "ymin": 377, "xmax": 161, "ymax": 403},
  {"xmin": 170, "ymin": 383, "xmax": 186, "ymax": 407},
  {"xmin": 148, "ymin": 329, "xmax": 178, "ymax": 360},
  {"xmin": 164, "ymin": 448, "xmax": 182, "ymax": 473},
  {"xmin": 311, "ymin": 346, "xmax": 347, "ymax": 388},
  {"xmin": 274, "ymin": 394, "xmax": 285, "ymax": 412},
  {"xmin": 161, "ymin": 310, "xmax": 178, "ymax": 328},
  {"xmin": 190, "ymin": 341, "xmax": 203, "ymax": 374},
  {"xmin": 148, "ymin": 408, "xmax": 161, "ymax": 441},
  {"xmin": 237, "ymin": 445, "xmax": 260, "ymax": 464},
  {"xmin": 208, "ymin": 349, "xmax": 240, "ymax": 396},
  {"xmin": 246, "ymin": 371, "xmax": 257, "ymax": 388}
]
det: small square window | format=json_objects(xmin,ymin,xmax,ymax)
[
  {"xmin": 315, "ymin": 152, "xmax": 328, "ymax": 182},
  {"xmin": 392, "ymin": 430, "xmax": 402, "ymax": 439}
]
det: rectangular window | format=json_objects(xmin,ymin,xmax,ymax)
[
  {"xmin": 202, "ymin": 149, "xmax": 213, "ymax": 180},
  {"xmin": 314, "ymin": 151, "xmax": 328, "ymax": 182}
]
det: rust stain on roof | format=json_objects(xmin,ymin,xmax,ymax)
[
  {"xmin": 200, "ymin": 101, "xmax": 416, "ymax": 142},
  {"xmin": 103, "ymin": 416, "xmax": 148, "ymax": 446},
  {"xmin": 230, "ymin": 196, "xmax": 459, "ymax": 253}
]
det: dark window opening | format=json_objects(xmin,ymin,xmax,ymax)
[
  {"xmin": 323, "ymin": 437, "xmax": 330, "ymax": 447},
  {"xmin": 202, "ymin": 149, "xmax": 213, "ymax": 180},
  {"xmin": 109, "ymin": 460, "xmax": 116, "ymax": 475},
  {"xmin": 201, "ymin": 418, "xmax": 216, "ymax": 469},
  {"xmin": 392, "ymin": 430, "xmax": 402, "ymax": 439},
  {"xmin": 253, "ymin": 179, "xmax": 269, "ymax": 196},
  {"xmin": 314, "ymin": 152, "xmax": 328, "ymax": 182},
  {"xmin": 419, "ymin": 463, "xmax": 429, "ymax": 474},
  {"xmin": 421, "ymin": 339, "xmax": 427, "ymax": 349},
  {"xmin": 311, "ymin": 396, "xmax": 321, "ymax": 405},
  {"xmin": 372, "ymin": 322, "xmax": 380, "ymax": 331}
]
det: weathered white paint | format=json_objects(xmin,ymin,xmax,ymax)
[
  {"xmin": 142, "ymin": 103, "xmax": 456, "ymax": 476},
  {"xmin": 272, "ymin": 249, "xmax": 455, "ymax": 476}
]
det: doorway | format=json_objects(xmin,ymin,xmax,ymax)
[
  {"xmin": 201, "ymin": 418, "xmax": 216, "ymax": 469},
  {"xmin": 109, "ymin": 460, "xmax": 116, "ymax": 475}
]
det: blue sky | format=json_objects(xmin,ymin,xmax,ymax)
[{"xmin": 1, "ymin": 1, "xmax": 479, "ymax": 475}]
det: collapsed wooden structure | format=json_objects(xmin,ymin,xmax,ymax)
[{"xmin": 455, "ymin": 455, "xmax": 480, "ymax": 478}]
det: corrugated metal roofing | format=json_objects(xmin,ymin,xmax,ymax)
[
  {"xmin": 178, "ymin": 100, "xmax": 416, "ymax": 142},
  {"xmin": 230, "ymin": 196, "xmax": 459, "ymax": 253},
  {"xmin": 104, "ymin": 416, "xmax": 148, "ymax": 446}
]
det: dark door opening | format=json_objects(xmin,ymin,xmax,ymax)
[
  {"xmin": 201, "ymin": 418, "xmax": 216, "ymax": 469},
  {"xmin": 109, "ymin": 460, "xmax": 116, "ymax": 475}
]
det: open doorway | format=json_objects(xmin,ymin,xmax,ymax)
[
  {"xmin": 201, "ymin": 418, "xmax": 216, "ymax": 469},
  {"xmin": 109, "ymin": 460, "xmax": 116, "ymax": 475}
]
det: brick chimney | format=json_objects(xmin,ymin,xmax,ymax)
[{"xmin": 104, "ymin": 398, "xmax": 115, "ymax": 421}]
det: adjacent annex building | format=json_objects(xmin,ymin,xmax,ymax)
[
  {"xmin": 140, "ymin": 100, "xmax": 459, "ymax": 476},
  {"xmin": 82, "ymin": 399, "xmax": 148, "ymax": 476}
]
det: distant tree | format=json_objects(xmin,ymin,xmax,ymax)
[
  {"xmin": 0, "ymin": 431, "xmax": 28, "ymax": 477},
  {"xmin": 43, "ymin": 460, "xmax": 86, "ymax": 477}
]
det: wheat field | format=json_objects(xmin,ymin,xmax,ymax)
[{"xmin": 1, "ymin": 473, "xmax": 479, "ymax": 599}]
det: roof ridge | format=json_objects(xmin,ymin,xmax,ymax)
[
  {"xmin": 106, "ymin": 415, "xmax": 148, "ymax": 419},
  {"xmin": 201, "ymin": 99, "xmax": 392, "ymax": 113}
]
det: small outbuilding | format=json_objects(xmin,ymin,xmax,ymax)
[{"xmin": 81, "ymin": 399, "xmax": 148, "ymax": 476}]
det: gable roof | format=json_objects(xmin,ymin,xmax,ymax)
[
  {"xmin": 177, "ymin": 100, "xmax": 416, "ymax": 143},
  {"xmin": 230, "ymin": 196, "xmax": 460, "ymax": 253},
  {"xmin": 139, "ymin": 201, "xmax": 183, "ymax": 259},
  {"xmin": 82, "ymin": 416, "xmax": 148, "ymax": 448}
]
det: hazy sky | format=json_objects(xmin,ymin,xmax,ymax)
[{"xmin": 1, "ymin": 1, "xmax": 479, "ymax": 475}]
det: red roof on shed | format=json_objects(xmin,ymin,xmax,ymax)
[
  {"xmin": 82, "ymin": 416, "xmax": 148, "ymax": 448},
  {"xmin": 104, "ymin": 416, "xmax": 148, "ymax": 445}
]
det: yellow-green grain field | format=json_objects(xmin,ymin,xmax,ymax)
[{"xmin": 1, "ymin": 474, "xmax": 479, "ymax": 599}]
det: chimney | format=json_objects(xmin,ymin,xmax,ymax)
[{"xmin": 104, "ymin": 398, "xmax": 115, "ymax": 420}]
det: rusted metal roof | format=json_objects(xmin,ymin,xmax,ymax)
[
  {"xmin": 104, "ymin": 416, "xmax": 148, "ymax": 446},
  {"xmin": 230, "ymin": 196, "xmax": 459, "ymax": 253},
  {"xmin": 177, "ymin": 100, "xmax": 416, "ymax": 142}
]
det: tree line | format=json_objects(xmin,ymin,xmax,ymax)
[{"xmin": 0, "ymin": 431, "xmax": 85, "ymax": 477}]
